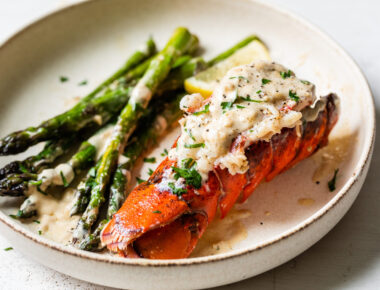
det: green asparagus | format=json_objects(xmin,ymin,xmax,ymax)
[{"xmin": 73, "ymin": 27, "xmax": 196, "ymax": 243}]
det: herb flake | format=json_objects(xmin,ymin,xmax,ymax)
[
  {"xmin": 161, "ymin": 149, "xmax": 168, "ymax": 157},
  {"xmin": 262, "ymin": 78, "xmax": 271, "ymax": 85},
  {"xmin": 60, "ymin": 76, "xmax": 69, "ymax": 83},
  {"xmin": 60, "ymin": 171, "xmax": 69, "ymax": 187},
  {"xmin": 78, "ymin": 80, "xmax": 88, "ymax": 86},
  {"xmin": 229, "ymin": 76, "xmax": 250, "ymax": 82},
  {"xmin": 328, "ymin": 169, "xmax": 339, "ymax": 192},
  {"xmin": 152, "ymin": 210, "xmax": 161, "ymax": 214},
  {"xmin": 143, "ymin": 157, "xmax": 156, "ymax": 163},
  {"xmin": 136, "ymin": 177, "xmax": 146, "ymax": 184},
  {"xmin": 184, "ymin": 143, "xmax": 205, "ymax": 149},
  {"xmin": 280, "ymin": 70, "xmax": 292, "ymax": 79},
  {"xmin": 193, "ymin": 104, "xmax": 210, "ymax": 116},
  {"xmin": 289, "ymin": 90, "xmax": 300, "ymax": 102},
  {"xmin": 4, "ymin": 247, "xmax": 13, "ymax": 251},
  {"xmin": 168, "ymin": 182, "xmax": 187, "ymax": 196}
]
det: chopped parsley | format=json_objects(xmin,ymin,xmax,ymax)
[
  {"xmin": 172, "ymin": 158, "xmax": 202, "ymax": 189},
  {"xmin": 33, "ymin": 220, "xmax": 40, "ymax": 224},
  {"xmin": 261, "ymin": 78, "xmax": 271, "ymax": 85},
  {"xmin": 152, "ymin": 210, "xmax": 161, "ymax": 214},
  {"xmin": 168, "ymin": 182, "xmax": 187, "ymax": 196},
  {"xmin": 193, "ymin": 104, "xmax": 210, "ymax": 116},
  {"xmin": 18, "ymin": 163, "xmax": 29, "ymax": 174},
  {"xmin": 78, "ymin": 80, "xmax": 88, "ymax": 86},
  {"xmin": 184, "ymin": 128, "xmax": 196, "ymax": 141},
  {"xmin": 239, "ymin": 95, "xmax": 263, "ymax": 103},
  {"xmin": 280, "ymin": 70, "xmax": 292, "ymax": 79},
  {"xmin": 147, "ymin": 168, "xmax": 154, "ymax": 175},
  {"xmin": 221, "ymin": 101, "xmax": 233, "ymax": 111},
  {"xmin": 184, "ymin": 143, "xmax": 205, "ymax": 149},
  {"xmin": 60, "ymin": 171, "xmax": 69, "ymax": 187},
  {"xmin": 300, "ymin": 80, "xmax": 311, "ymax": 85},
  {"xmin": 136, "ymin": 177, "xmax": 146, "ymax": 184},
  {"xmin": 143, "ymin": 157, "xmax": 156, "ymax": 163},
  {"xmin": 161, "ymin": 148, "xmax": 168, "ymax": 157},
  {"xmin": 60, "ymin": 76, "xmax": 69, "ymax": 83},
  {"xmin": 38, "ymin": 230, "xmax": 42, "ymax": 235},
  {"xmin": 289, "ymin": 90, "xmax": 300, "ymax": 102},
  {"xmin": 236, "ymin": 105, "xmax": 245, "ymax": 109},
  {"xmin": 9, "ymin": 214, "xmax": 18, "ymax": 219},
  {"xmin": 4, "ymin": 247, "xmax": 13, "ymax": 251},
  {"xmin": 229, "ymin": 75, "xmax": 250, "ymax": 82},
  {"xmin": 256, "ymin": 90, "xmax": 262, "ymax": 94},
  {"xmin": 328, "ymin": 169, "xmax": 339, "ymax": 192}
]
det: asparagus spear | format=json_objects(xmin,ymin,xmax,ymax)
[
  {"xmin": 70, "ymin": 162, "xmax": 99, "ymax": 216},
  {"xmin": 0, "ymin": 39, "xmax": 156, "ymax": 156},
  {"xmin": 73, "ymin": 27, "xmax": 196, "ymax": 242},
  {"xmin": 78, "ymin": 93, "xmax": 184, "ymax": 250},
  {"xmin": 0, "ymin": 139, "xmax": 73, "ymax": 180}
]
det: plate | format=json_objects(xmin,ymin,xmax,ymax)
[{"xmin": 0, "ymin": 0, "xmax": 374, "ymax": 289}]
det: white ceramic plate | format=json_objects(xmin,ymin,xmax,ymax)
[{"xmin": 0, "ymin": 0, "xmax": 375, "ymax": 289}]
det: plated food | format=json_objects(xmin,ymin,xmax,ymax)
[
  {"xmin": 0, "ymin": 0, "xmax": 374, "ymax": 288},
  {"xmin": 0, "ymin": 27, "xmax": 340, "ymax": 259}
]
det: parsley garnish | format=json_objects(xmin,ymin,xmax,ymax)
[
  {"xmin": 4, "ymin": 247, "xmax": 13, "ymax": 251},
  {"xmin": 193, "ymin": 104, "xmax": 210, "ymax": 116},
  {"xmin": 289, "ymin": 90, "xmax": 300, "ymax": 102},
  {"xmin": 152, "ymin": 210, "xmax": 161, "ymax": 214},
  {"xmin": 168, "ymin": 182, "xmax": 187, "ymax": 196},
  {"xmin": 161, "ymin": 149, "xmax": 168, "ymax": 156},
  {"xmin": 78, "ymin": 80, "xmax": 88, "ymax": 86},
  {"xmin": 262, "ymin": 78, "xmax": 271, "ymax": 85},
  {"xmin": 9, "ymin": 214, "xmax": 18, "ymax": 219},
  {"xmin": 143, "ymin": 157, "xmax": 156, "ymax": 163},
  {"xmin": 33, "ymin": 220, "xmax": 40, "ymax": 224},
  {"xmin": 147, "ymin": 168, "xmax": 154, "ymax": 175},
  {"xmin": 184, "ymin": 128, "xmax": 196, "ymax": 141},
  {"xmin": 136, "ymin": 177, "xmax": 146, "ymax": 184},
  {"xmin": 229, "ymin": 76, "xmax": 250, "ymax": 82},
  {"xmin": 236, "ymin": 105, "xmax": 245, "ymax": 109},
  {"xmin": 60, "ymin": 171, "xmax": 69, "ymax": 187},
  {"xmin": 18, "ymin": 163, "xmax": 29, "ymax": 174},
  {"xmin": 328, "ymin": 169, "xmax": 339, "ymax": 192},
  {"xmin": 239, "ymin": 96, "xmax": 263, "ymax": 103},
  {"xmin": 60, "ymin": 76, "xmax": 69, "ymax": 83},
  {"xmin": 280, "ymin": 70, "xmax": 292, "ymax": 79},
  {"xmin": 256, "ymin": 90, "xmax": 262, "ymax": 94},
  {"xmin": 184, "ymin": 143, "xmax": 205, "ymax": 149},
  {"xmin": 38, "ymin": 230, "xmax": 42, "ymax": 235},
  {"xmin": 172, "ymin": 159, "xmax": 202, "ymax": 189},
  {"xmin": 300, "ymin": 80, "xmax": 311, "ymax": 85},
  {"xmin": 221, "ymin": 101, "xmax": 233, "ymax": 111}
]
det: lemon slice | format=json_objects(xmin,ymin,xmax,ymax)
[{"xmin": 185, "ymin": 39, "xmax": 271, "ymax": 98}]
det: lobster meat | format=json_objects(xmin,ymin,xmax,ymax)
[{"xmin": 101, "ymin": 93, "xmax": 339, "ymax": 259}]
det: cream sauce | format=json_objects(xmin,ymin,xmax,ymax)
[
  {"xmin": 28, "ymin": 188, "xmax": 79, "ymax": 245},
  {"xmin": 169, "ymin": 61, "xmax": 315, "ymax": 180},
  {"xmin": 190, "ymin": 208, "xmax": 251, "ymax": 257}
]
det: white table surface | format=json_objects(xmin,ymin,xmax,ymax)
[{"xmin": 0, "ymin": 0, "xmax": 379, "ymax": 289}]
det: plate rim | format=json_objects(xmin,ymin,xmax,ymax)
[{"xmin": 0, "ymin": 0, "xmax": 375, "ymax": 267}]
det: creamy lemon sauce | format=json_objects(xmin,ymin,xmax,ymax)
[
  {"xmin": 169, "ymin": 61, "xmax": 315, "ymax": 180},
  {"xmin": 190, "ymin": 208, "xmax": 251, "ymax": 257},
  {"xmin": 28, "ymin": 188, "xmax": 79, "ymax": 245}
]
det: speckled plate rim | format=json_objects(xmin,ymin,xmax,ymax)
[{"xmin": 0, "ymin": 0, "xmax": 375, "ymax": 267}]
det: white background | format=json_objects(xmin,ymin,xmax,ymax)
[{"xmin": 0, "ymin": 0, "xmax": 379, "ymax": 289}]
